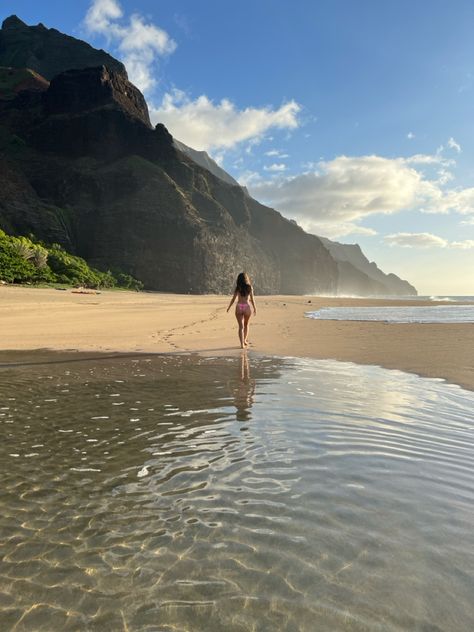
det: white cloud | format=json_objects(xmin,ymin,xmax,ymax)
[
  {"xmin": 149, "ymin": 90, "xmax": 301, "ymax": 151},
  {"xmin": 407, "ymin": 131, "xmax": 415, "ymax": 139},
  {"xmin": 447, "ymin": 137, "xmax": 461, "ymax": 153},
  {"xmin": 383, "ymin": 232, "xmax": 474, "ymax": 249},
  {"xmin": 432, "ymin": 187, "xmax": 474, "ymax": 215},
  {"xmin": 436, "ymin": 168, "xmax": 454, "ymax": 185},
  {"xmin": 384, "ymin": 232, "xmax": 448, "ymax": 248},
  {"xmin": 350, "ymin": 226, "xmax": 378, "ymax": 236},
  {"xmin": 245, "ymin": 149, "xmax": 474, "ymax": 239},
  {"xmin": 264, "ymin": 163, "xmax": 287, "ymax": 172},
  {"xmin": 404, "ymin": 153, "xmax": 452, "ymax": 166},
  {"xmin": 293, "ymin": 219, "xmax": 378, "ymax": 240},
  {"xmin": 265, "ymin": 149, "xmax": 289, "ymax": 158},
  {"xmin": 238, "ymin": 170, "xmax": 264, "ymax": 187},
  {"xmin": 84, "ymin": 0, "xmax": 123, "ymax": 32},
  {"xmin": 250, "ymin": 154, "xmax": 435, "ymax": 227},
  {"xmin": 237, "ymin": 170, "xmax": 263, "ymax": 187},
  {"xmin": 451, "ymin": 240, "xmax": 474, "ymax": 249},
  {"xmin": 84, "ymin": 0, "xmax": 176, "ymax": 92}
]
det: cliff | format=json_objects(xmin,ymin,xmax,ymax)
[{"xmin": 0, "ymin": 61, "xmax": 336, "ymax": 293}]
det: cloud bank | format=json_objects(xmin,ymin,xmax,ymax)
[
  {"xmin": 149, "ymin": 91, "xmax": 301, "ymax": 151},
  {"xmin": 245, "ymin": 152, "xmax": 474, "ymax": 238}
]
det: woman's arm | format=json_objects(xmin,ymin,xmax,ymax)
[
  {"xmin": 226, "ymin": 291, "xmax": 237, "ymax": 312},
  {"xmin": 250, "ymin": 288, "xmax": 257, "ymax": 315}
]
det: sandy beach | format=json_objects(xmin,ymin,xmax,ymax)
[{"xmin": 0, "ymin": 285, "xmax": 472, "ymax": 390}]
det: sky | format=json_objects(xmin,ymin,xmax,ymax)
[{"xmin": 2, "ymin": 0, "xmax": 474, "ymax": 294}]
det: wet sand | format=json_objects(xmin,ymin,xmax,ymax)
[{"xmin": 0, "ymin": 286, "xmax": 472, "ymax": 390}]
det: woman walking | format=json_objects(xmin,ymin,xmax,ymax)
[{"xmin": 226, "ymin": 272, "xmax": 257, "ymax": 348}]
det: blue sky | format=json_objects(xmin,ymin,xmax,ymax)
[{"xmin": 2, "ymin": 0, "xmax": 474, "ymax": 294}]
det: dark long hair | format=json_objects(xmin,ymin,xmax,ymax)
[{"xmin": 235, "ymin": 272, "xmax": 252, "ymax": 297}]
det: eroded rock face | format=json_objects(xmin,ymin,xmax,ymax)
[
  {"xmin": 44, "ymin": 66, "xmax": 151, "ymax": 127},
  {"xmin": 0, "ymin": 63, "xmax": 337, "ymax": 294}
]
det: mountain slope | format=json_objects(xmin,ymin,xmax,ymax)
[{"xmin": 0, "ymin": 62, "xmax": 336, "ymax": 293}]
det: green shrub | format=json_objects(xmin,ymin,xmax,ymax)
[
  {"xmin": 47, "ymin": 246, "xmax": 102, "ymax": 288},
  {"xmin": 0, "ymin": 230, "xmax": 142, "ymax": 290},
  {"xmin": 113, "ymin": 271, "xmax": 144, "ymax": 291}
]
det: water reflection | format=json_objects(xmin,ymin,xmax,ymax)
[
  {"xmin": 230, "ymin": 351, "xmax": 256, "ymax": 422},
  {"xmin": 0, "ymin": 352, "xmax": 473, "ymax": 631}
]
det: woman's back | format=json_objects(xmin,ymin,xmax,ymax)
[
  {"xmin": 236, "ymin": 278, "xmax": 251, "ymax": 301},
  {"xmin": 237, "ymin": 288, "xmax": 250, "ymax": 303}
]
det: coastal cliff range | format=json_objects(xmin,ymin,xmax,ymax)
[{"xmin": 0, "ymin": 15, "xmax": 416, "ymax": 295}]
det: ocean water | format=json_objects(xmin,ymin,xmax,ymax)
[
  {"xmin": 423, "ymin": 295, "xmax": 474, "ymax": 302},
  {"xmin": 306, "ymin": 304, "xmax": 474, "ymax": 323},
  {"xmin": 0, "ymin": 352, "xmax": 473, "ymax": 631},
  {"xmin": 310, "ymin": 295, "xmax": 474, "ymax": 302}
]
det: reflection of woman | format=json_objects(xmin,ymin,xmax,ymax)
[
  {"xmin": 226, "ymin": 272, "xmax": 257, "ymax": 349},
  {"xmin": 234, "ymin": 352, "xmax": 255, "ymax": 422}
]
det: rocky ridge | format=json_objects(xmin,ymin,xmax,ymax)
[{"xmin": 0, "ymin": 15, "xmax": 126, "ymax": 79}]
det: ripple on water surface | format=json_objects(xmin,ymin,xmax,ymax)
[{"xmin": 0, "ymin": 352, "xmax": 473, "ymax": 631}]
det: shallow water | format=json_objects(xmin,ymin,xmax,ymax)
[{"xmin": 0, "ymin": 352, "xmax": 473, "ymax": 631}]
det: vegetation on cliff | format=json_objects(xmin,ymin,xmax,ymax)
[{"xmin": 0, "ymin": 229, "xmax": 143, "ymax": 289}]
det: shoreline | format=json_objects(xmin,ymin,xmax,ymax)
[{"xmin": 0, "ymin": 286, "xmax": 472, "ymax": 391}]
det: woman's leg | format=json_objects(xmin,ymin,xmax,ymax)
[
  {"xmin": 235, "ymin": 311, "xmax": 245, "ymax": 348},
  {"xmin": 243, "ymin": 311, "xmax": 251, "ymax": 345}
]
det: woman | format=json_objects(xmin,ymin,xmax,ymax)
[{"xmin": 226, "ymin": 272, "xmax": 257, "ymax": 348}]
